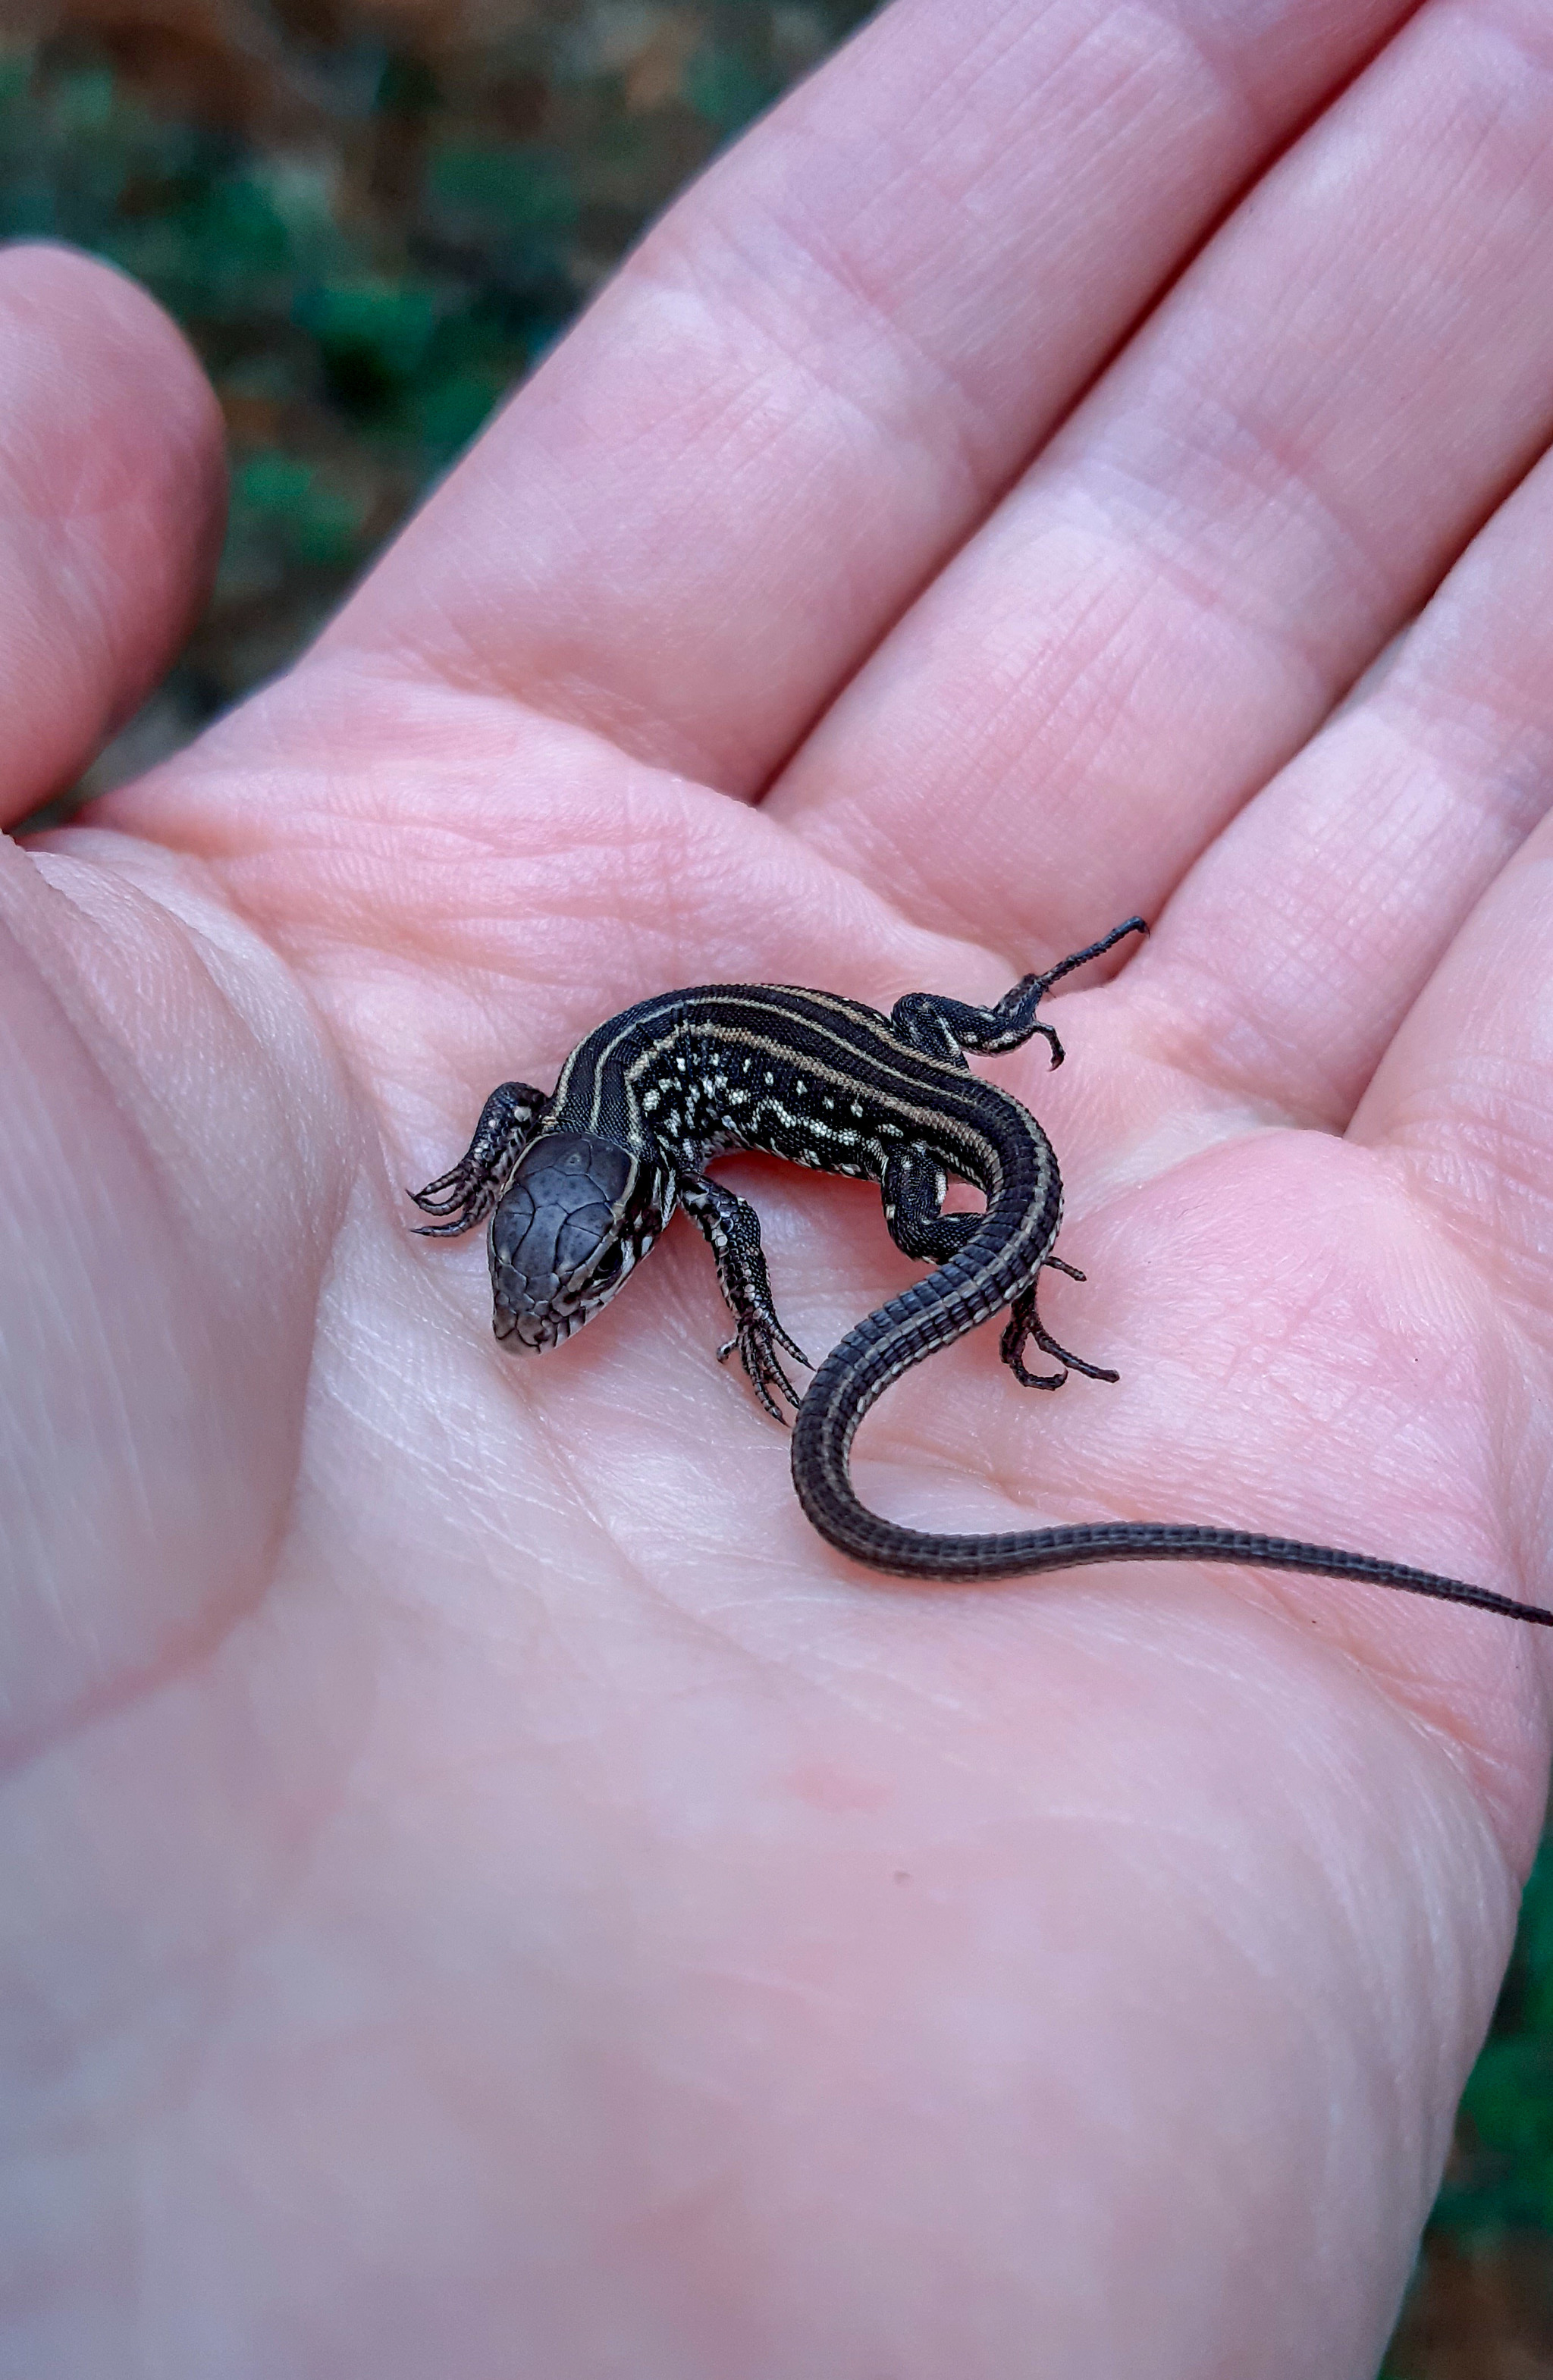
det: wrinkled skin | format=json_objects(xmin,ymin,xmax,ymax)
[{"xmin": 7, "ymin": 4, "xmax": 1553, "ymax": 2374}]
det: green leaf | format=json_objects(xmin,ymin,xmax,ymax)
[
  {"xmin": 428, "ymin": 142, "xmax": 576, "ymax": 236},
  {"xmin": 682, "ymin": 44, "xmax": 778, "ymax": 133},
  {"xmin": 232, "ymin": 453, "xmax": 369, "ymax": 570}
]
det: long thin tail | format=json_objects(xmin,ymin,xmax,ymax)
[{"xmin": 791, "ymin": 1341, "xmax": 1551, "ymax": 1623}]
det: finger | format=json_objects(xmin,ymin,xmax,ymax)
[
  {"xmin": 0, "ymin": 245, "xmax": 225, "ymax": 827},
  {"xmin": 1146, "ymin": 434, "xmax": 1553, "ymax": 1130},
  {"xmin": 0, "ymin": 823, "xmax": 351, "ymax": 1767},
  {"xmin": 1354, "ymin": 815, "xmax": 1553, "ymax": 1353},
  {"xmin": 773, "ymin": 0, "xmax": 1553, "ymax": 955},
  {"xmin": 318, "ymin": 0, "xmax": 1417, "ymax": 795}
]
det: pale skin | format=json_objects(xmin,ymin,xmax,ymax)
[{"xmin": 7, "ymin": 1, "xmax": 1553, "ymax": 2371}]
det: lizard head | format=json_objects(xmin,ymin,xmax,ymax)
[{"xmin": 488, "ymin": 1132, "xmax": 659, "ymax": 1352}]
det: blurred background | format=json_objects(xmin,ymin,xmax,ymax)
[
  {"xmin": 1, "ymin": 3, "xmax": 1548, "ymax": 2369},
  {"xmin": 6, "ymin": 0, "xmax": 871, "ymax": 801}
]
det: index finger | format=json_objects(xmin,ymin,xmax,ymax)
[{"xmin": 318, "ymin": 0, "xmax": 1420, "ymax": 798}]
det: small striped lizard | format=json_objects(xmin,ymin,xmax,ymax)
[{"xmin": 413, "ymin": 918, "xmax": 1551, "ymax": 1626}]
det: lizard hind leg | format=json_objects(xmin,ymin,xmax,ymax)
[
  {"xmin": 889, "ymin": 917, "xmax": 1148, "ymax": 1068},
  {"xmin": 880, "ymin": 1147, "xmax": 981, "ymax": 1265},
  {"xmin": 999, "ymin": 1269, "xmax": 1120, "ymax": 1391}
]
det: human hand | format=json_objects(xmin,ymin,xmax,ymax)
[{"xmin": 8, "ymin": 4, "xmax": 1553, "ymax": 2373}]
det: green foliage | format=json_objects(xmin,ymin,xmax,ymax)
[
  {"xmin": 427, "ymin": 142, "xmax": 576, "ymax": 236},
  {"xmin": 683, "ymin": 41, "xmax": 780, "ymax": 133},
  {"xmin": 233, "ymin": 453, "xmax": 367, "ymax": 572},
  {"xmin": 1380, "ymin": 1836, "xmax": 1553, "ymax": 2372},
  {"xmin": 0, "ymin": 36, "xmax": 564, "ymax": 720},
  {"xmin": 0, "ymin": 5, "xmax": 874, "ymax": 743},
  {"xmin": 291, "ymin": 277, "xmax": 439, "ymax": 412},
  {"xmin": 1438, "ymin": 1839, "xmax": 1553, "ymax": 2235}
]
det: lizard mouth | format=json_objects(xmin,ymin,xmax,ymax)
[{"xmin": 492, "ymin": 1297, "xmax": 584, "ymax": 1352}]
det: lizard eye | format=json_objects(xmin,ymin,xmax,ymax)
[{"xmin": 586, "ymin": 1234, "xmax": 629, "ymax": 1286}]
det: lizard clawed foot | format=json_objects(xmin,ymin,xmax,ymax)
[
  {"xmin": 718, "ymin": 1313, "xmax": 811, "ymax": 1422},
  {"xmin": 1000, "ymin": 1285, "xmax": 1118, "ymax": 1390},
  {"xmin": 1003, "ymin": 1347, "xmax": 1069, "ymax": 1391},
  {"xmin": 408, "ymin": 1167, "xmax": 489, "ymax": 1237}
]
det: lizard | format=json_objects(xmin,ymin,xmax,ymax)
[{"xmin": 412, "ymin": 917, "xmax": 1551, "ymax": 1626}]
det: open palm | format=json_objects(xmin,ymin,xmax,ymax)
[{"xmin": 9, "ymin": 4, "xmax": 1553, "ymax": 2374}]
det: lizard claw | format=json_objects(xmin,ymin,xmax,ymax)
[
  {"xmin": 408, "ymin": 1167, "xmax": 489, "ymax": 1237},
  {"xmin": 719, "ymin": 1317, "xmax": 809, "ymax": 1422}
]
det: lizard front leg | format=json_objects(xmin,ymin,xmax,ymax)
[
  {"xmin": 409, "ymin": 1080, "xmax": 550, "ymax": 1236},
  {"xmin": 676, "ymin": 1171, "xmax": 811, "ymax": 1420}
]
